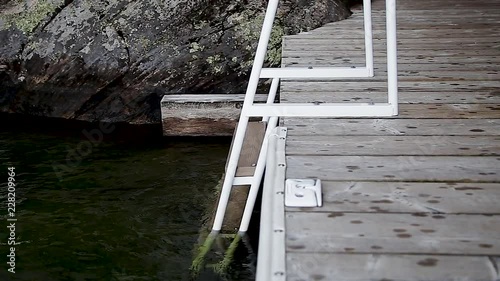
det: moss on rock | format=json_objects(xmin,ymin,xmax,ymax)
[
  {"xmin": 0, "ymin": 0, "xmax": 352, "ymax": 124},
  {"xmin": 1, "ymin": 0, "xmax": 59, "ymax": 34}
]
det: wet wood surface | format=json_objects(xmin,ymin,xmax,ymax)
[
  {"xmin": 287, "ymin": 253, "xmax": 500, "ymax": 281},
  {"xmin": 280, "ymin": 0, "xmax": 500, "ymax": 279},
  {"xmin": 285, "ymin": 181, "xmax": 500, "ymax": 214}
]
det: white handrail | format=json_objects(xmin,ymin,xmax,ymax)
[
  {"xmin": 212, "ymin": 0, "xmax": 398, "ymax": 233},
  {"xmin": 386, "ymin": 0, "xmax": 399, "ymax": 114},
  {"xmin": 211, "ymin": 0, "xmax": 280, "ymax": 232},
  {"xmin": 364, "ymin": 0, "xmax": 374, "ymax": 76}
]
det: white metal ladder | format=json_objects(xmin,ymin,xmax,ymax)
[{"xmin": 212, "ymin": 0, "xmax": 398, "ymax": 233}]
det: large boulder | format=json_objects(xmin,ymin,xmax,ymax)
[{"xmin": 0, "ymin": 0, "xmax": 351, "ymax": 124}]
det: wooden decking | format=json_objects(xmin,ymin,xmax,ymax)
[{"xmin": 279, "ymin": 0, "xmax": 500, "ymax": 279}]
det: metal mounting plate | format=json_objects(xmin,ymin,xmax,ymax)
[{"xmin": 285, "ymin": 179, "xmax": 322, "ymax": 207}]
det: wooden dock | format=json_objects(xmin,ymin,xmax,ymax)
[{"xmin": 271, "ymin": 0, "xmax": 500, "ymax": 279}]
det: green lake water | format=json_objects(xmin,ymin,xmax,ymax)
[{"xmin": 0, "ymin": 121, "xmax": 255, "ymax": 281}]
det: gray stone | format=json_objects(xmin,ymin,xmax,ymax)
[{"xmin": 0, "ymin": 0, "xmax": 352, "ymax": 124}]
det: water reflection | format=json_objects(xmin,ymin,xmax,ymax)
[{"xmin": 0, "ymin": 128, "xmax": 255, "ymax": 281}]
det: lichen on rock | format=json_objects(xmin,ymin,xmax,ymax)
[
  {"xmin": 0, "ymin": 0, "xmax": 67, "ymax": 35},
  {"xmin": 0, "ymin": 0, "xmax": 352, "ymax": 124}
]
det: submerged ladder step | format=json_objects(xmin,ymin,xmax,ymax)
[{"xmin": 218, "ymin": 121, "xmax": 267, "ymax": 232}]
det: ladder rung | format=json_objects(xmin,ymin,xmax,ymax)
[
  {"xmin": 259, "ymin": 67, "xmax": 372, "ymax": 78},
  {"xmin": 246, "ymin": 103, "xmax": 396, "ymax": 117},
  {"xmin": 236, "ymin": 167, "xmax": 256, "ymax": 177},
  {"xmin": 233, "ymin": 176, "xmax": 254, "ymax": 186}
]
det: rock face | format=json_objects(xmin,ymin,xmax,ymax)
[{"xmin": 0, "ymin": 0, "xmax": 351, "ymax": 124}]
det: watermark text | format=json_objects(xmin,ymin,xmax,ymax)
[{"xmin": 6, "ymin": 167, "xmax": 17, "ymax": 274}]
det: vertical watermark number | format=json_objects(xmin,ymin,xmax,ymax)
[{"xmin": 6, "ymin": 167, "xmax": 16, "ymax": 274}]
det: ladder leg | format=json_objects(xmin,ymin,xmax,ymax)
[
  {"xmin": 212, "ymin": 116, "xmax": 250, "ymax": 231},
  {"xmin": 212, "ymin": 0, "xmax": 280, "ymax": 232},
  {"xmin": 262, "ymin": 78, "xmax": 280, "ymax": 123}
]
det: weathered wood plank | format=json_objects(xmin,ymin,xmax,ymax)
[
  {"xmin": 354, "ymin": 6, "xmax": 500, "ymax": 12},
  {"xmin": 344, "ymin": 21, "xmax": 500, "ymax": 27},
  {"xmin": 161, "ymin": 94, "xmax": 267, "ymax": 136},
  {"xmin": 397, "ymin": 70, "xmax": 500, "ymax": 82},
  {"xmin": 216, "ymin": 122, "xmax": 265, "ymax": 231},
  {"xmin": 397, "ymin": 104, "xmax": 500, "ymax": 118},
  {"xmin": 162, "ymin": 94, "xmax": 267, "ymax": 103},
  {"xmin": 283, "ymin": 59, "xmax": 500, "ymax": 71},
  {"xmin": 286, "ymin": 213, "xmax": 500, "ymax": 254},
  {"xmin": 287, "ymin": 253, "xmax": 500, "ymax": 281},
  {"xmin": 280, "ymin": 91, "xmax": 500, "ymax": 104},
  {"xmin": 306, "ymin": 19, "xmax": 500, "ymax": 27},
  {"xmin": 280, "ymin": 104, "xmax": 500, "ymax": 119},
  {"xmin": 296, "ymin": 29, "xmax": 500, "ymax": 38},
  {"xmin": 280, "ymin": 81, "xmax": 500, "ymax": 92},
  {"xmin": 281, "ymin": 49, "xmax": 500, "ymax": 57},
  {"xmin": 306, "ymin": 34, "xmax": 498, "ymax": 43},
  {"xmin": 283, "ymin": 119, "xmax": 500, "ymax": 136},
  {"xmin": 321, "ymin": 13, "xmax": 500, "ymax": 19},
  {"xmin": 344, "ymin": 18, "xmax": 500, "ymax": 24},
  {"xmin": 300, "ymin": 23, "xmax": 500, "ymax": 31},
  {"xmin": 285, "ymin": 181, "xmax": 500, "ymax": 214},
  {"xmin": 283, "ymin": 43, "xmax": 500, "ymax": 52},
  {"xmin": 286, "ymin": 155, "xmax": 500, "ymax": 182},
  {"xmin": 286, "ymin": 136, "xmax": 500, "ymax": 156},
  {"xmin": 284, "ymin": 34, "xmax": 500, "ymax": 44},
  {"xmin": 219, "ymin": 184, "xmax": 249, "ymax": 232},
  {"xmin": 388, "ymin": 5, "xmax": 500, "ymax": 10},
  {"xmin": 391, "ymin": 3, "xmax": 500, "ymax": 8},
  {"xmin": 286, "ymin": 32, "xmax": 500, "ymax": 40},
  {"xmin": 282, "ymin": 55, "xmax": 500, "ymax": 65},
  {"xmin": 283, "ymin": 41, "xmax": 500, "ymax": 51},
  {"xmin": 234, "ymin": 121, "xmax": 265, "ymax": 176},
  {"xmin": 278, "ymin": 0, "xmax": 500, "ymax": 279},
  {"xmin": 349, "ymin": 11, "xmax": 500, "ymax": 17},
  {"xmin": 161, "ymin": 117, "xmax": 237, "ymax": 136},
  {"xmin": 281, "ymin": 70, "xmax": 500, "ymax": 82}
]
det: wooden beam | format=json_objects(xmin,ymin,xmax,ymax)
[{"xmin": 161, "ymin": 94, "xmax": 267, "ymax": 136}]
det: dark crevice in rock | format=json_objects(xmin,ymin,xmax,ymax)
[
  {"xmin": 73, "ymin": 72, "xmax": 128, "ymax": 119},
  {"xmin": 115, "ymin": 28, "xmax": 131, "ymax": 67},
  {"xmin": 17, "ymin": 42, "xmax": 26, "ymax": 65},
  {"xmin": 74, "ymin": 30, "xmax": 131, "ymax": 119}
]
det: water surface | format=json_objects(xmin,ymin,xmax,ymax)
[{"xmin": 0, "ymin": 124, "xmax": 255, "ymax": 281}]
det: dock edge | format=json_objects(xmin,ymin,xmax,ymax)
[{"xmin": 256, "ymin": 127, "xmax": 287, "ymax": 281}]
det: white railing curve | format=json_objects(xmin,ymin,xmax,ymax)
[{"xmin": 212, "ymin": 0, "xmax": 398, "ymax": 233}]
